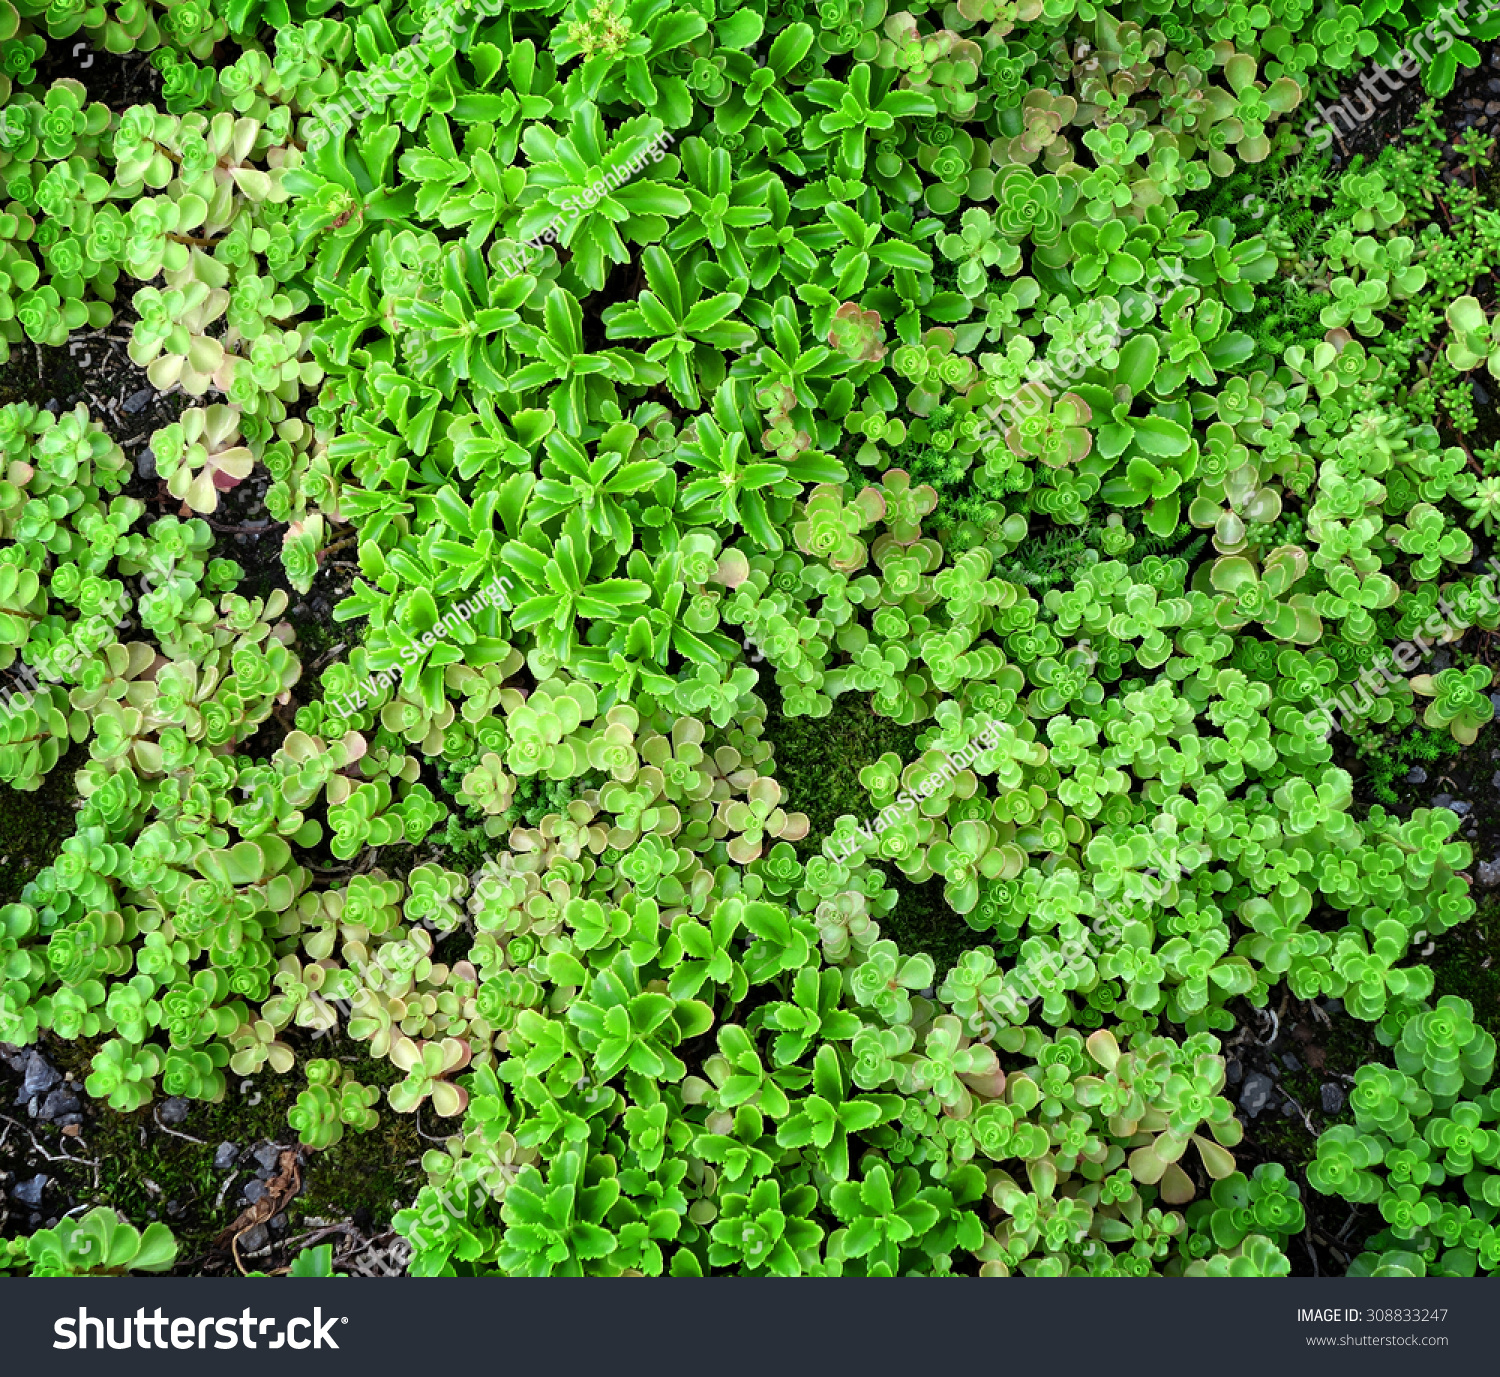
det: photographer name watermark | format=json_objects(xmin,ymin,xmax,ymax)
[{"xmin": 493, "ymin": 131, "xmax": 676, "ymax": 280}]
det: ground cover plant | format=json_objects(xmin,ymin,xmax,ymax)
[{"xmin": 5, "ymin": 0, "xmax": 1500, "ymax": 1280}]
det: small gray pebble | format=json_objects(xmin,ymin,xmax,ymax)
[
  {"xmin": 136, "ymin": 448, "xmax": 156, "ymax": 479},
  {"xmin": 43, "ymin": 398, "xmax": 60, "ymax": 414},
  {"xmin": 22, "ymin": 1051, "xmax": 59, "ymax": 1098},
  {"xmin": 1322, "ymin": 1083, "xmax": 1347, "ymax": 1115},
  {"xmin": 1240, "ymin": 1072, "xmax": 1274, "ymax": 1118},
  {"xmin": 159, "ymin": 1096, "xmax": 190, "ymax": 1126},
  {"xmin": 1225, "ymin": 1058, "xmax": 1243, "ymax": 1086},
  {"xmin": 1323, "ymin": 998, "xmax": 1344, "ymax": 1015},
  {"xmin": 1480, "ymin": 858, "xmax": 1500, "ymax": 887},
  {"xmin": 1449, "ymin": 800, "xmax": 1471, "ymax": 817},
  {"xmin": 252, "ymin": 1143, "xmax": 280, "ymax": 1171},
  {"xmin": 1432, "ymin": 792, "xmax": 1452, "ymax": 809},
  {"xmin": 1406, "ymin": 766, "xmax": 1428, "ymax": 785},
  {"xmin": 269, "ymin": 1212, "xmax": 288, "ymax": 1234},
  {"xmin": 1281, "ymin": 1053, "xmax": 1301, "ymax": 1072},
  {"xmin": 12, "ymin": 1173, "xmax": 47, "ymax": 1205},
  {"xmin": 122, "ymin": 388, "xmax": 154, "ymax": 414},
  {"xmin": 1477, "ymin": 380, "xmax": 1493, "ymax": 406},
  {"xmin": 39, "ymin": 1088, "xmax": 80, "ymax": 1120},
  {"xmin": 238, "ymin": 1224, "xmax": 270, "ymax": 1255},
  {"xmin": 241, "ymin": 1179, "xmax": 266, "ymax": 1205},
  {"xmin": 214, "ymin": 1142, "xmax": 239, "ymax": 1170}
]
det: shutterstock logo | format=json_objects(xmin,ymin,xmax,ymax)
[{"xmin": 54, "ymin": 1307, "xmax": 344, "ymax": 1350}]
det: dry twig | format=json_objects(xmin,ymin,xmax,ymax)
[
  {"xmin": 214, "ymin": 1148, "xmax": 304, "ymax": 1276},
  {"xmin": 0, "ymin": 1113, "xmax": 100, "ymax": 1167},
  {"xmin": 152, "ymin": 1107, "xmax": 207, "ymax": 1145}
]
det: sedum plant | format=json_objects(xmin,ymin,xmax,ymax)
[
  {"xmin": 0, "ymin": 0, "xmax": 1496, "ymax": 1286},
  {"xmin": 21, "ymin": 1207, "xmax": 177, "ymax": 1277}
]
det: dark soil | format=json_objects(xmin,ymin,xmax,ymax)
[
  {"xmin": 28, "ymin": 38, "xmax": 161, "ymax": 109},
  {"xmin": 1318, "ymin": 43, "xmax": 1500, "ymax": 172}
]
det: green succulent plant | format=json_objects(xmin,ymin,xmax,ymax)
[
  {"xmin": 23, "ymin": 1206, "xmax": 177, "ymax": 1276},
  {"xmin": 0, "ymin": 0, "xmax": 1495, "ymax": 1286},
  {"xmin": 1410, "ymin": 666, "xmax": 1495, "ymax": 746},
  {"xmin": 1202, "ymin": 545, "xmax": 1320, "ymax": 645},
  {"xmin": 1445, "ymin": 295, "xmax": 1500, "ymax": 378}
]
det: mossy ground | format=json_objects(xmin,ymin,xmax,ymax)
[
  {"xmin": 31, "ymin": 1033, "xmax": 425, "ymax": 1272},
  {"xmin": 760, "ymin": 684, "xmax": 993, "ymax": 973},
  {"xmin": 760, "ymin": 682, "xmax": 921, "ymax": 843},
  {"xmin": 0, "ymin": 742, "xmax": 86, "ymax": 905}
]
